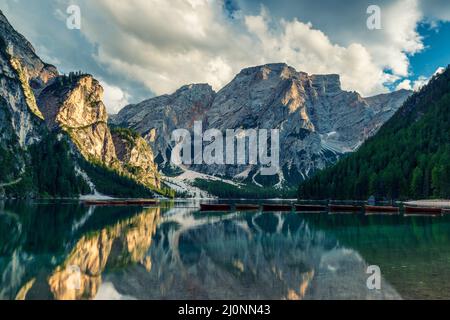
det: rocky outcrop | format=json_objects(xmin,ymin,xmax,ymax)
[
  {"xmin": 0, "ymin": 38, "xmax": 44, "ymax": 149},
  {"xmin": 38, "ymin": 75, "xmax": 119, "ymax": 168},
  {"xmin": 0, "ymin": 10, "xmax": 57, "ymax": 87},
  {"xmin": 364, "ymin": 89, "xmax": 413, "ymax": 128},
  {"xmin": 113, "ymin": 63, "xmax": 412, "ymax": 187},
  {"xmin": 37, "ymin": 74, "xmax": 161, "ymax": 190},
  {"xmin": 111, "ymin": 129, "xmax": 161, "ymax": 189},
  {"xmin": 0, "ymin": 10, "xmax": 57, "ymax": 149}
]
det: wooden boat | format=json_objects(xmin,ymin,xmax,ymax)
[
  {"xmin": 404, "ymin": 206, "xmax": 442, "ymax": 215},
  {"xmin": 83, "ymin": 200, "xmax": 128, "ymax": 206},
  {"xmin": 200, "ymin": 204, "xmax": 232, "ymax": 212},
  {"xmin": 262, "ymin": 204, "xmax": 292, "ymax": 212},
  {"xmin": 125, "ymin": 199, "xmax": 157, "ymax": 205},
  {"xmin": 83, "ymin": 199, "xmax": 157, "ymax": 206},
  {"xmin": 329, "ymin": 204, "xmax": 362, "ymax": 212},
  {"xmin": 235, "ymin": 204, "xmax": 260, "ymax": 211},
  {"xmin": 295, "ymin": 204, "xmax": 327, "ymax": 212},
  {"xmin": 365, "ymin": 205, "xmax": 399, "ymax": 213}
]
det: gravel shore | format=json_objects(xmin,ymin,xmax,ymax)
[{"xmin": 405, "ymin": 200, "xmax": 450, "ymax": 208}]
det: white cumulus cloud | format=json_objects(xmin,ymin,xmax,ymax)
[
  {"xmin": 4, "ymin": 0, "xmax": 450, "ymax": 111},
  {"xmin": 395, "ymin": 67, "xmax": 445, "ymax": 91},
  {"xmin": 100, "ymin": 80, "xmax": 130, "ymax": 114},
  {"xmin": 74, "ymin": 0, "xmax": 427, "ymax": 97}
]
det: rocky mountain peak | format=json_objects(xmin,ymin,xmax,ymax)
[
  {"xmin": 37, "ymin": 73, "xmax": 161, "ymax": 189},
  {"xmin": 172, "ymin": 83, "xmax": 216, "ymax": 110},
  {"xmin": 38, "ymin": 74, "xmax": 108, "ymax": 131},
  {"xmin": 0, "ymin": 10, "xmax": 58, "ymax": 85},
  {"xmin": 233, "ymin": 63, "xmax": 307, "ymax": 85},
  {"xmin": 114, "ymin": 63, "xmax": 412, "ymax": 188},
  {"xmin": 176, "ymin": 83, "xmax": 214, "ymax": 94},
  {"xmin": 37, "ymin": 73, "xmax": 116, "ymax": 167},
  {"xmin": 310, "ymin": 74, "xmax": 342, "ymax": 94}
]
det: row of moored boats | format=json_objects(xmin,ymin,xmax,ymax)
[
  {"xmin": 200, "ymin": 203, "xmax": 449, "ymax": 215},
  {"xmin": 81, "ymin": 200, "xmax": 448, "ymax": 215}
]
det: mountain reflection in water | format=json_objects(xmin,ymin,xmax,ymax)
[{"xmin": 1, "ymin": 200, "xmax": 450, "ymax": 300}]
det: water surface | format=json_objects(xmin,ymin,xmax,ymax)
[{"xmin": 1, "ymin": 200, "xmax": 450, "ymax": 300}]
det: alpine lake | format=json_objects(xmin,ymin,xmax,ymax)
[{"xmin": 1, "ymin": 199, "xmax": 450, "ymax": 300}]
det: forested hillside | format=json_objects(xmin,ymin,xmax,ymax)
[{"xmin": 299, "ymin": 66, "xmax": 450, "ymax": 200}]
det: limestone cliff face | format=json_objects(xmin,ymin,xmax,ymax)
[
  {"xmin": 38, "ymin": 75, "xmax": 118, "ymax": 168},
  {"xmin": 0, "ymin": 30, "xmax": 46, "ymax": 150},
  {"xmin": 37, "ymin": 74, "xmax": 161, "ymax": 189},
  {"xmin": 111, "ymin": 129, "xmax": 161, "ymax": 189}
]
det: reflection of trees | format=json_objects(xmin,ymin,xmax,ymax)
[{"xmin": 0, "ymin": 211, "xmax": 22, "ymax": 256}]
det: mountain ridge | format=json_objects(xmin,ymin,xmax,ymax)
[
  {"xmin": 0, "ymin": 9, "xmax": 414, "ymax": 198},
  {"xmin": 112, "ymin": 63, "xmax": 412, "ymax": 189}
]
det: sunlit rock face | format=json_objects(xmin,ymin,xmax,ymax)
[
  {"xmin": 112, "ymin": 130, "xmax": 161, "ymax": 189},
  {"xmin": 0, "ymin": 49, "xmax": 41, "ymax": 177},
  {"xmin": 47, "ymin": 208, "xmax": 160, "ymax": 300},
  {"xmin": 38, "ymin": 75, "xmax": 118, "ymax": 168},
  {"xmin": 1, "ymin": 10, "xmax": 161, "ymax": 191},
  {"xmin": 113, "ymin": 63, "xmax": 411, "ymax": 187},
  {"xmin": 37, "ymin": 75, "xmax": 162, "ymax": 188}
]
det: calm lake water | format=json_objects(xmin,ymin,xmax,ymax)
[{"xmin": 1, "ymin": 200, "xmax": 450, "ymax": 300}]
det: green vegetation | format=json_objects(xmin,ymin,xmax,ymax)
[
  {"xmin": 53, "ymin": 71, "xmax": 89, "ymax": 89},
  {"xmin": 193, "ymin": 179, "xmax": 297, "ymax": 199},
  {"xmin": 0, "ymin": 98, "xmax": 24, "ymax": 184},
  {"xmin": 158, "ymin": 184, "xmax": 176, "ymax": 198},
  {"xmin": 29, "ymin": 134, "xmax": 90, "ymax": 197},
  {"xmin": 78, "ymin": 159, "xmax": 156, "ymax": 198},
  {"xmin": 78, "ymin": 157, "xmax": 176, "ymax": 198},
  {"xmin": 110, "ymin": 127, "xmax": 140, "ymax": 143},
  {"xmin": 4, "ymin": 133, "xmax": 91, "ymax": 198},
  {"xmin": 299, "ymin": 66, "xmax": 450, "ymax": 200}
]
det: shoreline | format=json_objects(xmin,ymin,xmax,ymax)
[
  {"xmin": 405, "ymin": 200, "xmax": 450, "ymax": 209},
  {"xmin": 2, "ymin": 197, "xmax": 450, "ymax": 207}
]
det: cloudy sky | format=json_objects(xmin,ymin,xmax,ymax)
[{"xmin": 1, "ymin": 0, "xmax": 450, "ymax": 113}]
